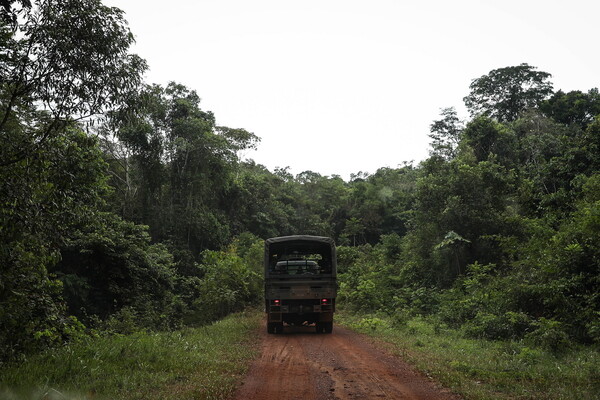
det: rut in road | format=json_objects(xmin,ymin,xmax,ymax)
[{"xmin": 232, "ymin": 324, "xmax": 460, "ymax": 400}]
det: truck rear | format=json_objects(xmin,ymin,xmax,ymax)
[{"xmin": 264, "ymin": 235, "xmax": 337, "ymax": 334}]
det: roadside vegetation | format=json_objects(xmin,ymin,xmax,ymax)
[
  {"xmin": 0, "ymin": 311, "xmax": 261, "ymax": 400},
  {"xmin": 338, "ymin": 312, "xmax": 600, "ymax": 400}
]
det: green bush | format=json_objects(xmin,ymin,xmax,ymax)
[
  {"xmin": 101, "ymin": 307, "xmax": 141, "ymax": 335},
  {"xmin": 54, "ymin": 213, "xmax": 180, "ymax": 331},
  {"xmin": 182, "ymin": 245, "xmax": 262, "ymax": 325},
  {"xmin": 356, "ymin": 317, "xmax": 387, "ymax": 331},
  {"xmin": 464, "ymin": 311, "xmax": 532, "ymax": 340},
  {"xmin": 525, "ymin": 318, "xmax": 570, "ymax": 352}
]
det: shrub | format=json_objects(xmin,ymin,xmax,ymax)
[
  {"xmin": 464, "ymin": 311, "xmax": 531, "ymax": 340},
  {"xmin": 525, "ymin": 318, "xmax": 570, "ymax": 352},
  {"xmin": 355, "ymin": 317, "xmax": 387, "ymax": 331}
]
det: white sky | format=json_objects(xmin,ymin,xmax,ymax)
[{"xmin": 106, "ymin": 0, "xmax": 599, "ymax": 180}]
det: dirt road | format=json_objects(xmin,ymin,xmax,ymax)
[{"xmin": 232, "ymin": 324, "xmax": 460, "ymax": 400}]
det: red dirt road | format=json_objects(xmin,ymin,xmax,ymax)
[{"xmin": 232, "ymin": 324, "xmax": 460, "ymax": 400}]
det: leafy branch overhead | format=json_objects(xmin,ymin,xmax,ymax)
[{"xmin": 0, "ymin": 0, "xmax": 147, "ymax": 167}]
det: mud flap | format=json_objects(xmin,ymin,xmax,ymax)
[
  {"xmin": 319, "ymin": 311, "xmax": 333, "ymax": 322},
  {"xmin": 268, "ymin": 312, "xmax": 282, "ymax": 322}
]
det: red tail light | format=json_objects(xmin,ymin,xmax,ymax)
[
  {"xmin": 273, "ymin": 299, "xmax": 280, "ymax": 305},
  {"xmin": 321, "ymin": 298, "xmax": 328, "ymax": 305}
]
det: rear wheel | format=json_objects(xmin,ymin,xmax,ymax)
[
  {"xmin": 323, "ymin": 322, "xmax": 333, "ymax": 334},
  {"xmin": 315, "ymin": 322, "xmax": 323, "ymax": 333},
  {"xmin": 267, "ymin": 322, "xmax": 275, "ymax": 334}
]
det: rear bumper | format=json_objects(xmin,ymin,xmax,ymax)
[
  {"xmin": 268, "ymin": 310, "xmax": 333, "ymax": 324},
  {"xmin": 268, "ymin": 302, "xmax": 334, "ymax": 314}
]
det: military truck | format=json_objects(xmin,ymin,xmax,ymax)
[{"xmin": 264, "ymin": 235, "xmax": 337, "ymax": 334}]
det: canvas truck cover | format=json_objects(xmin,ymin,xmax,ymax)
[{"xmin": 264, "ymin": 235, "xmax": 337, "ymax": 278}]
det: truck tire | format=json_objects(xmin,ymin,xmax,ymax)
[
  {"xmin": 315, "ymin": 322, "xmax": 323, "ymax": 333},
  {"xmin": 267, "ymin": 322, "xmax": 275, "ymax": 334},
  {"xmin": 323, "ymin": 322, "xmax": 333, "ymax": 334}
]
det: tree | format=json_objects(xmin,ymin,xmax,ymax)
[
  {"xmin": 429, "ymin": 107, "xmax": 463, "ymax": 160},
  {"xmin": 345, "ymin": 166, "xmax": 417, "ymax": 243},
  {"xmin": 408, "ymin": 152, "xmax": 516, "ymax": 287},
  {"xmin": 461, "ymin": 115, "xmax": 515, "ymax": 164},
  {"xmin": 100, "ymin": 82, "xmax": 264, "ymax": 254},
  {"xmin": 434, "ymin": 231, "xmax": 471, "ymax": 276},
  {"xmin": 225, "ymin": 161, "xmax": 296, "ymax": 239},
  {"xmin": 159, "ymin": 83, "xmax": 235, "ymax": 251},
  {"xmin": 0, "ymin": 0, "xmax": 145, "ymax": 360},
  {"xmin": 215, "ymin": 125, "xmax": 260, "ymax": 162},
  {"xmin": 464, "ymin": 64, "xmax": 553, "ymax": 123},
  {"xmin": 343, "ymin": 217, "xmax": 365, "ymax": 246},
  {"xmin": 1, "ymin": 0, "xmax": 146, "ymax": 167},
  {"xmin": 0, "ymin": 127, "xmax": 109, "ymax": 360},
  {"xmin": 540, "ymin": 88, "xmax": 600, "ymax": 128}
]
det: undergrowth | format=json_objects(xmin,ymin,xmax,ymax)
[
  {"xmin": 0, "ymin": 310, "xmax": 262, "ymax": 400},
  {"xmin": 337, "ymin": 310, "xmax": 600, "ymax": 400}
]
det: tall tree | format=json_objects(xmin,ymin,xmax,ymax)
[
  {"xmin": 101, "ymin": 82, "xmax": 262, "ymax": 254},
  {"xmin": 463, "ymin": 63, "xmax": 553, "ymax": 123},
  {"xmin": 429, "ymin": 107, "xmax": 463, "ymax": 160}
]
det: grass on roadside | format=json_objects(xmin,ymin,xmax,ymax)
[
  {"xmin": 0, "ymin": 310, "xmax": 262, "ymax": 400},
  {"xmin": 337, "ymin": 311, "xmax": 600, "ymax": 400}
]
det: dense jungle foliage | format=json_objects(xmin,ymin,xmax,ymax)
[{"xmin": 1, "ymin": 0, "xmax": 599, "ymax": 364}]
